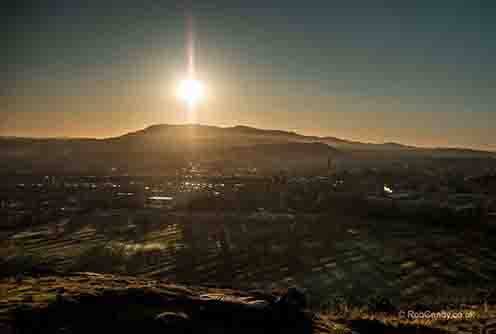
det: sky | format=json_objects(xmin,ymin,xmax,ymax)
[{"xmin": 2, "ymin": 0, "xmax": 496, "ymax": 150}]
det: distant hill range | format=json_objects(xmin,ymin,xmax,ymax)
[
  {"xmin": 0, "ymin": 124, "xmax": 494, "ymax": 175},
  {"xmin": 119, "ymin": 124, "xmax": 495, "ymax": 154}
]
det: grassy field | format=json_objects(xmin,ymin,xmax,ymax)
[{"xmin": 1, "ymin": 209, "xmax": 494, "ymax": 313}]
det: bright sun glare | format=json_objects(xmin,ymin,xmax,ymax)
[{"xmin": 177, "ymin": 78, "xmax": 205, "ymax": 107}]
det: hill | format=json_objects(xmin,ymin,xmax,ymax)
[
  {"xmin": 0, "ymin": 124, "xmax": 494, "ymax": 176},
  {"xmin": 0, "ymin": 124, "xmax": 340, "ymax": 175},
  {"xmin": 0, "ymin": 272, "xmax": 470, "ymax": 334},
  {"xmin": 0, "ymin": 272, "xmax": 340, "ymax": 334}
]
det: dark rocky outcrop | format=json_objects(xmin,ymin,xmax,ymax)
[
  {"xmin": 0, "ymin": 273, "xmax": 329, "ymax": 334},
  {"xmin": 0, "ymin": 273, "xmax": 476, "ymax": 334}
]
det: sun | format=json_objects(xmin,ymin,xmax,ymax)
[{"xmin": 177, "ymin": 78, "xmax": 205, "ymax": 107}]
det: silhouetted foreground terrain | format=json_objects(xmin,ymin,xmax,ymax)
[
  {"xmin": 0, "ymin": 272, "xmax": 324, "ymax": 334},
  {"xmin": 0, "ymin": 272, "xmax": 492, "ymax": 334}
]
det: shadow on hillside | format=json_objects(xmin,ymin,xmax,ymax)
[{"xmin": 9, "ymin": 285, "xmax": 314, "ymax": 334}]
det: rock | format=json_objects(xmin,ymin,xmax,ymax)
[
  {"xmin": 154, "ymin": 312, "xmax": 190, "ymax": 329},
  {"xmin": 276, "ymin": 287, "xmax": 308, "ymax": 311},
  {"xmin": 0, "ymin": 274, "xmax": 335, "ymax": 334},
  {"xmin": 0, "ymin": 323, "xmax": 14, "ymax": 334},
  {"xmin": 271, "ymin": 286, "xmax": 311, "ymax": 330}
]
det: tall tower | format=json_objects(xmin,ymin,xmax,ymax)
[{"xmin": 327, "ymin": 157, "xmax": 334, "ymax": 174}]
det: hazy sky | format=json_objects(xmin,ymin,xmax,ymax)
[{"xmin": 2, "ymin": 0, "xmax": 496, "ymax": 150}]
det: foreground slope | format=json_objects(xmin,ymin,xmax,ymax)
[
  {"xmin": 0, "ymin": 272, "xmax": 332, "ymax": 334},
  {"xmin": 1, "ymin": 272, "xmax": 492, "ymax": 334}
]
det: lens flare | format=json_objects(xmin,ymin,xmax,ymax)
[{"xmin": 177, "ymin": 78, "xmax": 205, "ymax": 108}]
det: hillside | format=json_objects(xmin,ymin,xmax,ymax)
[
  {"xmin": 0, "ymin": 124, "xmax": 494, "ymax": 176},
  {"xmin": 0, "ymin": 124, "xmax": 340, "ymax": 175},
  {"xmin": 0, "ymin": 272, "xmax": 335, "ymax": 334},
  {"xmin": 117, "ymin": 124, "xmax": 495, "ymax": 155},
  {"xmin": 0, "ymin": 272, "xmax": 479, "ymax": 334}
]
